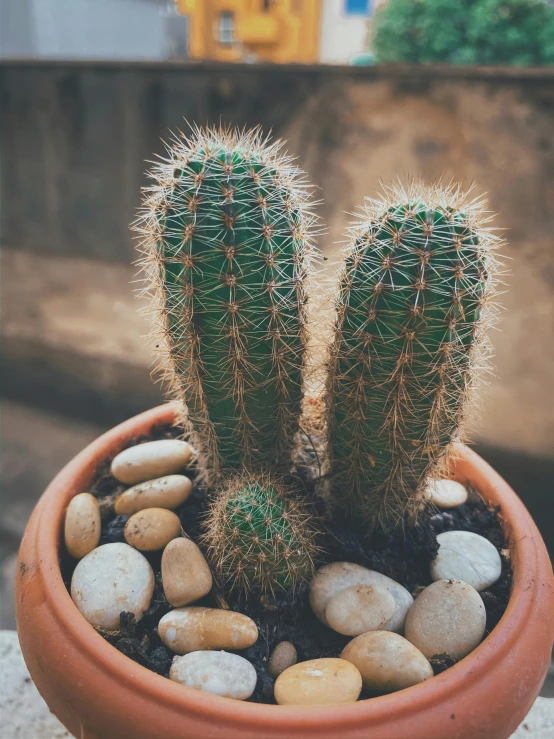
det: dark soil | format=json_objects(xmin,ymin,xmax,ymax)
[{"xmin": 60, "ymin": 423, "xmax": 512, "ymax": 704}]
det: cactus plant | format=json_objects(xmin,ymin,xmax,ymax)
[
  {"xmin": 326, "ymin": 182, "xmax": 502, "ymax": 529},
  {"xmin": 135, "ymin": 126, "xmax": 317, "ymax": 476},
  {"xmin": 202, "ymin": 474, "xmax": 319, "ymax": 595}
]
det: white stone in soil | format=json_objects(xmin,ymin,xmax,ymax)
[
  {"xmin": 325, "ymin": 584, "xmax": 396, "ymax": 636},
  {"xmin": 110, "ymin": 439, "xmax": 193, "ymax": 485},
  {"xmin": 170, "ymin": 651, "xmax": 257, "ymax": 700},
  {"xmin": 71, "ymin": 542, "xmax": 154, "ymax": 630},
  {"xmin": 309, "ymin": 562, "xmax": 414, "ymax": 633},
  {"xmin": 341, "ymin": 630, "xmax": 434, "ymax": 693},
  {"xmin": 425, "ymin": 479, "xmax": 468, "ymax": 508},
  {"xmin": 431, "ymin": 531, "xmax": 502, "ymax": 591},
  {"xmin": 404, "ymin": 578, "xmax": 486, "ymax": 660}
]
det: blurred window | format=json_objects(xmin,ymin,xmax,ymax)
[
  {"xmin": 219, "ymin": 12, "xmax": 234, "ymax": 44},
  {"xmin": 345, "ymin": 0, "xmax": 370, "ymax": 16}
]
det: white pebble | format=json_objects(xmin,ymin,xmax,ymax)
[
  {"xmin": 64, "ymin": 493, "xmax": 101, "ymax": 559},
  {"xmin": 405, "ymin": 578, "xmax": 486, "ymax": 660},
  {"xmin": 425, "ymin": 479, "xmax": 468, "ymax": 508},
  {"xmin": 71, "ymin": 543, "xmax": 154, "ymax": 630},
  {"xmin": 431, "ymin": 531, "xmax": 502, "ymax": 591},
  {"xmin": 325, "ymin": 584, "xmax": 396, "ymax": 636},
  {"xmin": 115, "ymin": 475, "xmax": 192, "ymax": 515},
  {"xmin": 111, "ymin": 440, "xmax": 192, "ymax": 485},
  {"xmin": 158, "ymin": 607, "xmax": 258, "ymax": 655},
  {"xmin": 309, "ymin": 562, "xmax": 413, "ymax": 633},
  {"xmin": 170, "ymin": 651, "xmax": 257, "ymax": 700},
  {"xmin": 341, "ymin": 630, "xmax": 433, "ymax": 693}
]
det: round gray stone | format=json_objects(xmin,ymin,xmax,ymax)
[{"xmin": 431, "ymin": 531, "xmax": 502, "ymax": 591}]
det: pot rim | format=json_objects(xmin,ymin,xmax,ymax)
[{"xmin": 26, "ymin": 404, "xmax": 543, "ymax": 729}]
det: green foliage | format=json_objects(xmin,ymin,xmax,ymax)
[
  {"xmin": 136, "ymin": 126, "xmax": 317, "ymax": 476},
  {"xmin": 326, "ymin": 182, "xmax": 502, "ymax": 529},
  {"xmin": 373, "ymin": 0, "xmax": 554, "ymax": 65},
  {"xmin": 202, "ymin": 475, "xmax": 319, "ymax": 594}
]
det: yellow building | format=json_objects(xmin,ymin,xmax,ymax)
[{"xmin": 175, "ymin": 0, "xmax": 321, "ymax": 64}]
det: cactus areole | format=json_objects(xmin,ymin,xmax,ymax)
[
  {"xmin": 136, "ymin": 127, "xmax": 317, "ymax": 477},
  {"xmin": 326, "ymin": 183, "xmax": 501, "ymax": 529}
]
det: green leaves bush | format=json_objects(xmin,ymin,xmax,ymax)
[{"xmin": 373, "ymin": 0, "xmax": 554, "ymax": 65}]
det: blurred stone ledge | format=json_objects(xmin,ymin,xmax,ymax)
[
  {"xmin": 1, "ymin": 248, "xmax": 163, "ymax": 426},
  {"xmin": 0, "ymin": 630, "xmax": 552, "ymax": 739}
]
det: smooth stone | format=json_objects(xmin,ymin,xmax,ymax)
[
  {"xmin": 341, "ymin": 630, "xmax": 434, "ymax": 693},
  {"xmin": 111, "ymin": 440, "xmax": 192, "ymax": 485},
  {"xmin": 431, "ymin": 531, "xmax": 502, "ymax": 591},
  {"xmin": 405, "ymin": 578, "xmax": 486, "ymax": 660},
  {"xmin": 274, "ymin": 658, "xmax": 362, "ymax": 706},
  {"xmin": 71, "ymin": 543, "xmax": 154, "ymax": 630},
  {"xmin": 115, "ymin": 475, "xmax": 192, "ymax": 515},
  {"xmin": 162, "ymin": 537, "xmax": 213, "ymax": 607},
  {"xmin": 325, "ymin": 584, "xmax": 396, "ymax": 636},
  {"xmin": 158, "ymin": 607, "xmax": 258, "ymax": 655},
  {"xmin": 309, "ymin": 562, "xmax": 414, "ymax": 633},
  {"xmin": 170, "ymin": 651, "xmax": 257, "ymax": 700},
  {"xmin": 425, "ymin": 479, "xmax": 468, "ymax": 508},
  {"xmin": 64, "ymin": 492, "xmax": 101, "ymax": 559},
  {"xmin": 124, "ymin": 508, "xmax": 182, "ymax": 551},
  {"xmin": 267, "ymin": 641, "xmax": 297, "ymax": 678}
]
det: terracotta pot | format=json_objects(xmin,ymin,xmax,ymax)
[{"xmin": 16, "ymin": 404, "xmax": 554, "ymax": 739}]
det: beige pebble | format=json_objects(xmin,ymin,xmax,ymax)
[
  {"xmin": 158, "ymin": 607, "xmax": 258, "ymax": 655},
  {"xmin": 267, "ymin": 641, "xmax": 297, "ymax": 678},
  {"xmin": 405, "ymin": 579, "xmax": 486, "ymax": 660},
  {"xmin": 71, "ymin": 543, "xmax": 154, "ymax": 630},
  {"xmin": 431, "ymin": 531, "xmax": 502, "ymax": 591},
  {"xmin": 325, "ymin": 584, "xmax": 396, "ymax": 636},
  {"xmin": 115, "ymin": 475, "xmax": 192, "ymax": 515},
  {"xmin": 64, "ymin": 493, "xmax": 101, "ymax": 559},
  {"xmin": 111, "ymin": 439, "xmax": 192, "ymax": 485},
  {"xmin": 124, "ymin": 508, "xmax": 182, "ymax": 551},
  {"xmin": 425, "ymin": 479, "xmax": 468, "ymax": 508},
  {"xmin": 274, "ymin": 658, "xmax": 362, "ymax": 706},
  {"xmin": 310, "ymin": 562, "xmax": 414, "ymax": 633},
  {"xmin": 170, "ymin": 651, "xmax": 257, "ymax": 700},
  {"xmin": 162, "ymin": 537, "xmax": 213, "ymax": 607},
  {"xmin": 341, "ymin": 631, "xmax": 433, "ymax": 693}
]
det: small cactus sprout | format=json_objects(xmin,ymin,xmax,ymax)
[
  {"xmin": 202, "ymin": 474, "xmax": 319, "ymax": 595},
  {"xmin": 326, "ymin": 182, "xmax": 503, "ymax": 529},
  {"xmin": 135, "ymin": 126, "xmax": 318, "ymax": 476}
]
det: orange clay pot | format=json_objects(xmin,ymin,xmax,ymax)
[{"xmin": 16, "ymin": 404, "xmax": 554, "ymax": 739}]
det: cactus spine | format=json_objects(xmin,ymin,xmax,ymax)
[
  {"xmin": 202, "ymin": 475, "xmax": 319, "ymax": 595},
  {"xmin": 136, "ymin": 126, "xmax": 317, "ymax": 476},
  {"xmin": 326, "ymin": 182, "xmax": 502, "ymax": 528}
]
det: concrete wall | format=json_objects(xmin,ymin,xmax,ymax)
[
  {"xmin": 2, "ymin": 60, "xmax": 554, "ymax": 459},
  {"xmin": 0, "ymin": 0, "xmax": 171, "ymax": 60}
]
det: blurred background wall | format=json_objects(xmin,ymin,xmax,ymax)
[{"xmin": 1, "ymin": 2, "xmax": 553, "ymax": 635}]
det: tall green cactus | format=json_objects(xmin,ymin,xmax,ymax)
[
  {"xmin": 135, "ymin": 126, "xmax": 317, "ymax": 476},
  {"xmin": 202, "ymin": 474, "xmax": 319, "ymax": 595},
  {"xmin": 326, "ymin": 182, "xmax": 502, "ymax": 529}
]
